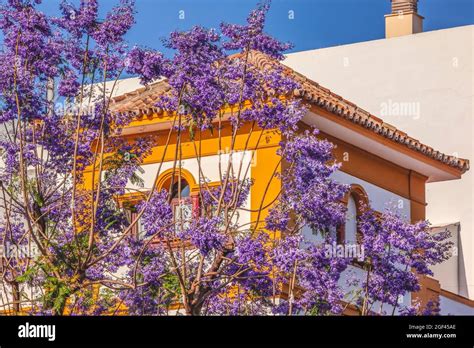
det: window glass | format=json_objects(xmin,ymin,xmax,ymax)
[
  {"xmin": 170, "ymin": 179, "xmax": 190, "ymax": 199},
  {"xmin": 345, "ymin": 195, "xmax": 358, "ymax": 244}
]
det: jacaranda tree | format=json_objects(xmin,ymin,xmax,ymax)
[{"xmin": 0, "ymin": 0, "xmax": 452, "ymax": 316}]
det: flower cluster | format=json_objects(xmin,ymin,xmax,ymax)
[
  {"xmin": 178, "ymin": 217, "xmax": 226, "ymax": 256},
  {"xmin": 267, "ymin": 129, "xmax": 349, "ymax": 233},
  {"xmin": 351, "ymin": 208, "xmax": 453, "ymax": 314},
  {"xmin": 221, "ymin": 1, "xmax": 292, "ymax": 60}
]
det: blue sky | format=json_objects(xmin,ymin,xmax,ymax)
[
  {"xmin": 33, "ymin": 0, "xmax": 474, "ymax": 55},
  {"xmin": 1, "ymin": 0, "xmax": 473, "ymax": 52}
]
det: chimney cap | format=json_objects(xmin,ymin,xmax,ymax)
[{"xmin": 391, "ymin": 0, "xmax": 419, "ymax": 14}]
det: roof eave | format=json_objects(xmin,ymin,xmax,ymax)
[{"xmin": 304, "ymin": 107, "xmax": 464, "ymax": 182}]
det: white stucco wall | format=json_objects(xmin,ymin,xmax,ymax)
[
  {"xmin": 284, "ymin": 25, "xmax": 474, "ymax": 299},
  {"xmin": 430, "ymin": 223, "xmax": 462, "ymax": 295}
]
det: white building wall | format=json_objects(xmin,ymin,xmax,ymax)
[
  {"xmin": 284, "ymin": 25, "xmax": 474, "ymax": 299},
  {"xmin": 430, "ymin": 223, "xmax": 462, "ymax": 295}
]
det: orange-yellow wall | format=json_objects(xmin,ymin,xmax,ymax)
[{"xmin": 83, "ymin": 119, "xmax": 283, "ymax": 233}]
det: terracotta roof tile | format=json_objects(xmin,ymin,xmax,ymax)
[{"xmin": 109, "ymin": 51, "xmax": 469, "ymax": 174}]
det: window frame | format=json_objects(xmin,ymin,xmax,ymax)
[
  {"xmin": 117, "ymin": 169, "xmax": 202, "ymax": 247},
  {"xmin": 337, "ymin": 184, "xmax": 369, "ymax": 245}
]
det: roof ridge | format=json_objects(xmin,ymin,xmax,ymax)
[{"xmin": 247, "ymin": 50, "xmax": 469, "ymax": 174}]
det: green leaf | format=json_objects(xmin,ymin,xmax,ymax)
[{"xmin": 15, "ymin": 266, "xmax": 38, "ymax": 283}]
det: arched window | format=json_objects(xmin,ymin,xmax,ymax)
[
  {"xmin": 160, "ymin": 177, "xmax": 191, "ymax": 199},
  {"xmin": 172, "ymin": 179, "xmax": 190, "ymax": 198},
  {"xmin": 121, "ymin": 169, "xmax": 198, "ymax": 241},
  {"xmin": 156, "ymin": 169, "xmax": 196, "ymax": 198},
  {"xmin": 337, "ymin": 184, "xmax": 369, "ymax": 244},
  {"xmin": 345, "ymin": 194, "xmax": 358, "ymax": 244},
  {"xmin": 156, "ymin": 169, "xmax": 199, "ymax": 232}
]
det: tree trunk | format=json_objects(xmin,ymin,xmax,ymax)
[{"xmin": 12, "ymin": 281, "xmax": 21, "ymax": 313}]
